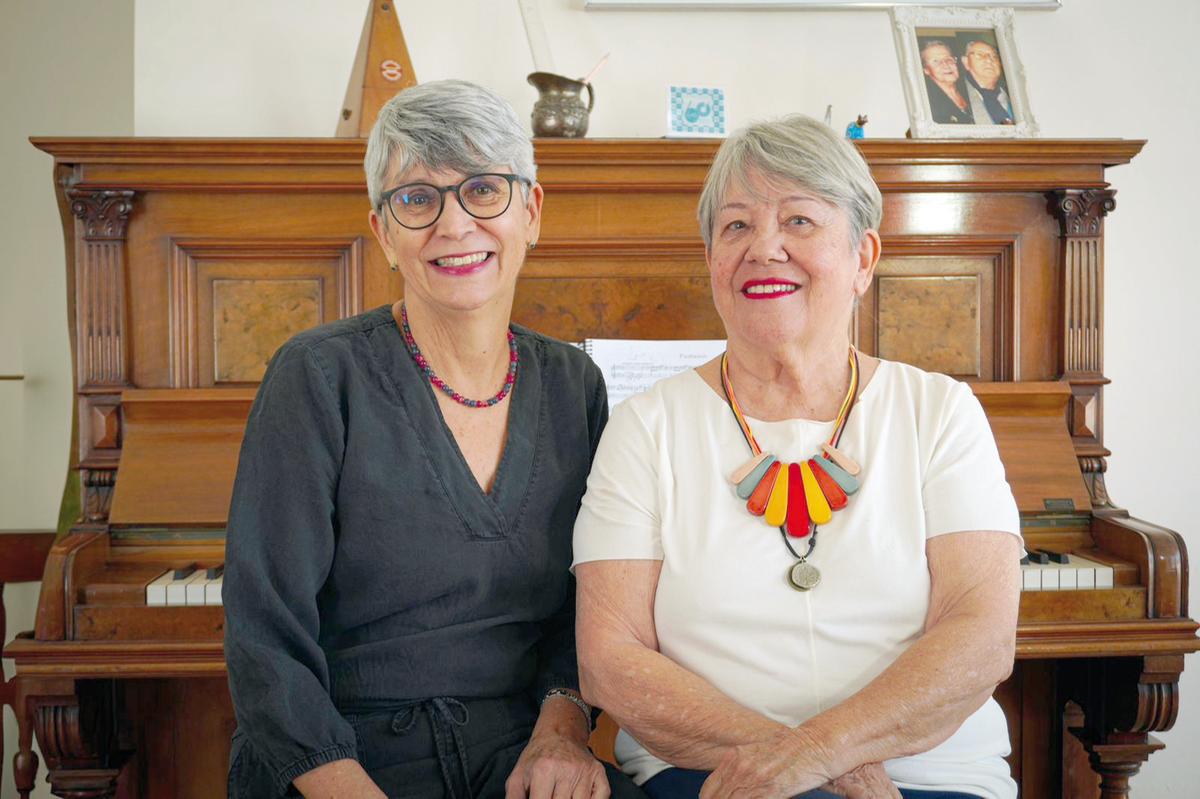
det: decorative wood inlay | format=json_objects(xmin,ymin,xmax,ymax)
[
  {"xmin": 212, "ymin": 279, "xmax": 322, "ymax": 383},
  {"xmin": 515, "ymin": 276, "xmax": 722, "ymax": 342},
  {"xmin": 168, "ymin": 238, "xmax": 364, "ymax": 387},
  {"xmin": 68, "ymin": 190, "xmax": 135, "ymax": 391},
  {"xmin": 857, "ymin": 238, "xmax": 1015, "ymax": 381},
  {"xmin": 877, "ymin": 275, "xmax": 980, "ymax": 377}
]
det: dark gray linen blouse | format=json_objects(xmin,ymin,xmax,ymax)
[{"xmin": 223, "ymin": 304, "xmax": 608, "ymax": 793}]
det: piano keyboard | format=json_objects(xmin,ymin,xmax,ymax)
[
  {"xmin": 1020, "ymin": 550, "xmax": 1114, "ymax": 592},
  {"xmin": 146, "ymin": 564, "xmax": 224, "ymax": 606}
]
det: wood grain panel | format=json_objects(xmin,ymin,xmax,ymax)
[
  {"xmin": 168, "ymin": 238, "xmax": 364, "ymax": 387},
  {"xmin": 860, "ymin": 241, "xmax": 1013, "ymax": 380},
  {"xmin": 876, "ymin": 274, "xmax": 981, "ymax": 376},
  {"xmin": 212, "ymin": 278, "xmax": 321, "ymax": 383}
]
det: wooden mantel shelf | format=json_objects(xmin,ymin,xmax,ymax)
[{"xmin": 32, "ymin": 137, "xmax": 1145, "ymax": 193}]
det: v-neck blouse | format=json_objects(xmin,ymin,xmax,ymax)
[{"xmin": 223, "ymin": 305, "xmax": 608, "ymax": 789}]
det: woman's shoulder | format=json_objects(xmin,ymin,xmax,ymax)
[
  {"xmin": 511, "ymin": 324, "xmax": 605, "ymax": 387},
  {"xmin": 611, "ymin": 368, "xmax": 713, "ymax": 426},
  {"xmin": 869, "ymin": 358, "xmax": 971, "ymax": 412},
  {"xmin": 263, "ymin": 306, "xmax": 394, "ymax": 391},
  {"xmin": 281, "ymin": 305, "xmax": 392, "ymax": 358}
]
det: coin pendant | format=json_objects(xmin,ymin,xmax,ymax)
[{"xmin": 789, "ymin": 561, "xmax": 821, "ymax": 591}]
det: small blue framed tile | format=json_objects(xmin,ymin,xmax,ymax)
[{"xmin": 667, "ymin": 86, "xmax": 726, "ymax": 138}]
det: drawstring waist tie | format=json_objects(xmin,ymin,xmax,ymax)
[{"xmin": 388, "ymin": 697, "xmax": 474, "ymax": 799}]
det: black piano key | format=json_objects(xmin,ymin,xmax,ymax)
[
  {"xmin": 206, "ymin": 564, "xmax": 224, "ymax": 579},
  {"xmin": 1037, "ymin": 549, "xmax": 1070, "ymax": 564},
  {"xmin": 1026, "ymin": 550, "xmax": 1050, "ymax": 564},
  {"xmin": 1020, "ymin": 554, "xmax": 1031, "ymax": 565},
  {"xmin": 172, "ymin": 563, "xmax": 197, "ymax": 580}
]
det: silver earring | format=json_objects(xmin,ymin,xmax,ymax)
[
  {"xmin": 527, "ymin": 242, "xmax": 537, "ymax": 251},
  {"xmin": 389, "ymin": 263, "xmax": 399, "ymax": 272}
]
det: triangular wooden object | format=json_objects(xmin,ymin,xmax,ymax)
[{"xmin": 336, "ymin": 0, "xmax": 418, "ymax": 137}]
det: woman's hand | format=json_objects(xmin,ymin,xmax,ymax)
[
  {"xmin": 506, "ymin": 694, "xmax": 609, "ymax": 798},
  {"xmin": 699, "ymin": 726, "xmax": 834, "ymax": 799},
  {"xmin": 504, "ymin": 728, "xmax": 609, "ymax": 799},
  {"xmin": 822, "ymin": 762, "xmax": 902, "ymax": 799}
]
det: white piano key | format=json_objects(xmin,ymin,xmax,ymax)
[
  {"xmin": 167, "ymin": 571, "xmax": 206, "ymax": 606},
  {"xmin": 1039, "ymin": 564, "xmax": 1060, "ymax": 590},
  {"xmin": 205, "ymin": 575, "xmax": 224, "ymax": 606},
  {"xmin": 145, "ymin": 570, "xmax": 173, "ymax": 606},
  {"xmin": 1022, "ymin": 565, "xmax": 1042, "ymax": 591},
  {"xmin": 1068, "ymin": 554, "xmax": 1115, "ymax": 589},
  {"xmin": 1070, "ymin": 557, "xmax": 1096, "ymax": 590},
  {"xmin": 186, "ymin": 576, "xmax": 211, "ymax": 606},
  {"xmin": 1058, "ymin": 567, "xmax": 1078, "ymax": 590}
]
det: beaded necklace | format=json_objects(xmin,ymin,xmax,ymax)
[
  {"xmin": 720, "ymin": 349, "xmax": 863, "ymax": 590},
  {"xmin": 399, "ymin": 302, "xmax": 518, "ymax": 409}
]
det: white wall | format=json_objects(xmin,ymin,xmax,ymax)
[
  {"xmin": 1, "ymin": 0, "xmax": 1193, "ymax": 796},
  {"xmin": 1, "ymin": 2, "xmax": 134, "ymax": 798}
]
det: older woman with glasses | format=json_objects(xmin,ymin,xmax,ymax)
[
  {"xmin": 573, "ymin": 115, "xmax": 1022, "ymax": 799},
  {"xmin": 224, "ymin": 80, "xmax": 642, "ymax": 799}
]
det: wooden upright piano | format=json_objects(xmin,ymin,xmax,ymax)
[{"xmin": 6, "ymin": 138, "xmax": 1197, "ymax": 799}]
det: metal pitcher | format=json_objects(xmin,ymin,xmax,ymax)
[{"xmin": 527, "ymin": 72, "xmax": 594, "ymax": 138}]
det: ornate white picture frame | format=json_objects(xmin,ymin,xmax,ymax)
[{"xmin": 891, "ymin": 7, "xmax": 1038, "ymax": 138}]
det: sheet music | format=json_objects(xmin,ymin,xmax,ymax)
[{"xmin": 583, "ymin": 338, "xmax": 725, "ymax": 409}]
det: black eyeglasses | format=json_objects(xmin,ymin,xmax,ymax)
[{"xmin": 378, "ymin": 173, "xmax": 532, "ymax": 230}]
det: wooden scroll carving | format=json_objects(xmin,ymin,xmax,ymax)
[
  {"xmin": 1051, "ymin": 189, "xmax": 1117, "ymax": 509},
  {"xmin": 1065, "ymin": 655, "xmax": 1182, "ymax": 799},
  {"xmin": 68, "ymin": 189, "xmax": 136, "ymax": 527},
  {"xmin": 29, "ymin": 680, "xmax": 125, "ymax": 799}
]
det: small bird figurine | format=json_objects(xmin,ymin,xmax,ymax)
[{"xmin": 845, "ymin": 114, "xmax": 868, "ymax": 140}]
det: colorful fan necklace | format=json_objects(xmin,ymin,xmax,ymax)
[{"xmin": 720, "ymin": 349, "xmax": 864, "ymax": 591}]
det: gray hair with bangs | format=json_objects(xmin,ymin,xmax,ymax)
[
  {"xmin": 364, "ymin": 79, "xmax": 536, "ymax": 209},
  {"xmin": 697, "ymin": 115, "xmax": 883, "ymax": 250}
]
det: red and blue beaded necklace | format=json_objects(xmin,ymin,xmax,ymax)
[{"xmin": 399, "ymin": 302, "xmax": 518, "ymax": 409}]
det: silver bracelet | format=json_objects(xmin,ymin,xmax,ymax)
[{"xmin": 541, "ymin": 688, "xmax": 593, "ymax": 728}]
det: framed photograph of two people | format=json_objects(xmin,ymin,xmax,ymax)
[{"xmin": 892, "ymin": 7, "xmax": 1038, "ymax": 138}]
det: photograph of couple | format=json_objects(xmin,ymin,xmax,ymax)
[{"xmin": 917, "ymin": 31, "xmax": 1014, "ymax": 126}]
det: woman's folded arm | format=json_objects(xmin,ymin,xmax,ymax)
[
  {"xmin": 576, "ymin": 558, "xmax": 788, "ymax": 770},
  {"xmin": 796, "ymin": 530, "xmax": 1021, "ymax": 775}
]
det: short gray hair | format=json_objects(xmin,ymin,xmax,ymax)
[
  {"xmin": 364, "ymin": 79, "xmax": 536, "ymax": 208},
  {"xmin": 697, "ymin": 115, "xmax": 883, "ymax": 250}
]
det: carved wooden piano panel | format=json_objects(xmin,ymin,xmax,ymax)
[{"xmin": 5, "ymin": 138, "xmax": 1196, "ymax": 799}]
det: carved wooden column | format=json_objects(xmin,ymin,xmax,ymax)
[
  {"xmin": 67, "ymin": 190, "xmax": 134, "ymax": 529},
  {"xmin": 1050, "ymin": 188, "xmax": 1117, "ymax": 509},
  {"xmin": 27, "ymin": 679, "xmax": 126, "ymax": 799},
  {"xmin": 1065, "ymin": 654, "xmax": 1182, "ymax": 799}
]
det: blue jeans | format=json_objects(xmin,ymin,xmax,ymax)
[{"xmin": 642, "ymin": 767, "xmax": 980, "ymax": 799}]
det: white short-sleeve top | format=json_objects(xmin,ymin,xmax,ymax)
[{"xmin": 573, "ymin": 360, "xmax": 1021, "ymax": 799}]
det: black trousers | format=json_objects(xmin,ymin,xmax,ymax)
[{"xmin": 229, "ymin": 694, "xmax": 646, "ymax": 799}]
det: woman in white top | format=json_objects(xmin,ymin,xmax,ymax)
[{"xmin": 572, "ymin": 115, "xmax": 1023, "ymax": 799}]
